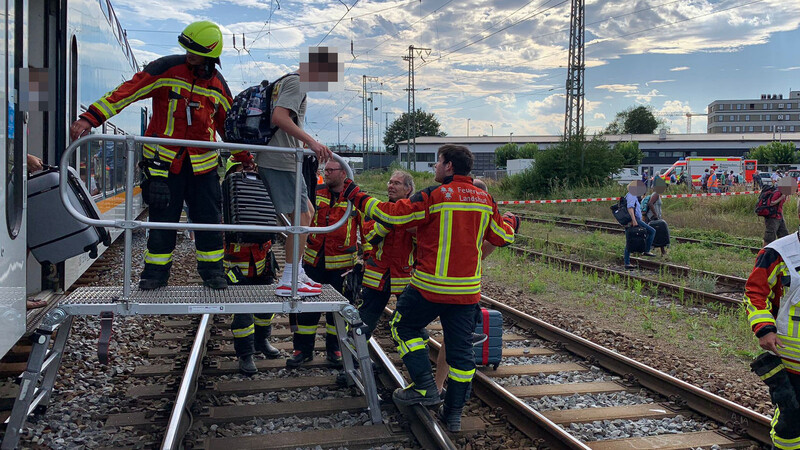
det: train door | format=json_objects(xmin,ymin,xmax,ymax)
[{"xmin": 1, "ymin": 0, "xmax": 28, "ymax": 357}]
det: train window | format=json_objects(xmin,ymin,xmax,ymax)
[
  {"xmin": 115, "ymin": 128, "xmax": 125, "ymax": 191},
  {"xmin": 102, "ymin": 123, "xmax": 116, "ymax": 195},
  {"xmin": 6, "ymin": 0, "xmax": 23, "ymax": 238}
]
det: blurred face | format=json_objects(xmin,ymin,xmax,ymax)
[
  {"xmin": 628, "ymin": 180, "xmax": 646, "ymax": 197},
  {"xmin": 185, "ymin": 52, "xmax": 205, "ymax": 66},
  {"xmin": 324, "ymin": 161, "xmax": 346, "ymax": 190},
  {"xmin": 434, "ymin": 155, "xmax": 453, "ymax": 183},
  {"xmin": 387, "ymin": 174, "xmax": 411, "ymax": 202}
]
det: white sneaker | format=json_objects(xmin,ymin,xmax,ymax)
[
  {"xmin": 299, "ymin": 272, "xmax": 322, "ymax": 288},
  {"xmin": 275, "ymin": 281, "xmax": 322, "ymax": 297}
]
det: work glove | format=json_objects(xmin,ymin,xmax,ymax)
[
  {"xmin": 342, "ymin": 178, "xmax": 361, "ymax": 201},
  {"xmin": 232, "ymin": 151, "xmax": 256, "ymax": 171},
  {"xmin": 502, "ymin": 211, "xmax": 520, "ymax": 233},
  {"xmin": 145, "ymin": 178, "xmax": 170, "ymax": 210}
]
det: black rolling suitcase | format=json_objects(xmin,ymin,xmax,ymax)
[
  {"xmin": 222, "ymin": 171, "xmax": 278, "ymax": 244},
  {"xmin": 473, "ymin": 308, "xmax": 503, "ymax": 370},
  {"xmin": 649, "ymin": 219, "xmax": 671, "ymax": 248},
  {"xmin": 27, "ymin": 166, "xmax": 110, "ymax": 264},
  {"xmin": 625, "ymin": 225, "xmax": 648, "ymax": 253}
]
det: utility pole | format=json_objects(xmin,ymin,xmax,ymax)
[
  {"xmin": 564, "ymin": 0, "xmax": 585, "ymax": 140},
  {"xmin": 362, "ymin": 75, "xmax": 378, "ymax": 155},
  {"xmin": 403, "ymin": 45, "xmax": 431, "ymax": 169},
  {"xmin": 337, "ymin": 116, "xmax": 342, "ymax": 150}
]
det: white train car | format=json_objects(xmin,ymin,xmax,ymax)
[{"xmin": 1, "ymin": 0, "xmax": 145, "ymax": 358}]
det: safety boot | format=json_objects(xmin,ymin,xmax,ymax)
[
  {"xmin": 437, "ymin": 404, "xmax": 463, "ymax": 432},
  {"xmin": 138, "ymin": 278, "xmax": 168, "ymax": 290},
  {"xmin": 202, "ymin": 275, "xmax": 228, "ymax": 290},
  {"xmin": 751, "ymin": 352, "xmax": 800, "ymax": 439},
  {"xmin": 255, "ymin": 338, "xmax": 281, "ymax": 359},
  {"xmin": 326, "ymin": 350, "xmax": 343, "ymax": 368},
  {"xmin": 393, "ymin": 381, "xmax": 442, "ymax": 407},
  {"xmin": 286, "ymin": 351, "xmax": 313, "ymax": 368},
  {"xmin": 238, "ymin": 354, "xmax": 258, "ymax": 376}
]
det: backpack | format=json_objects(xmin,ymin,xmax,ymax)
[
  {"xmin": 224, "ymin": 73, "xmax": 303, "ymax": 145},
  {"xmin": 611, "ymin": 196, "xmax": 632, "ymax": 226},
  {"xmin": 755, "ymin": 186, "xmax": 778, "ymax": 217},
  {"xmin": 641, "ymin": 194, "xmax": 652, "ymax": 214}
]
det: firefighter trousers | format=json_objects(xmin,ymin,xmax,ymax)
[
  {"xmin": 231, "ymin": 313, "xmax": 275, "ymax": 357},
  {"xmin": 390, "ymin": 286, "xmax": 477, "ymax": 409},
  {"xmin": 290, "ymin": 263, "xmax": 347, "ymax": 355},
  {"xmin": 141, "ymin": 157, "xmax": 223, "ymax": 282},
  {"xmin": 359, "ymin": 278, "xmax": 392, "ymax": 340},
  {"xmin": 772, "ymin": 371, "xmax": 800, "ymax": 450}
]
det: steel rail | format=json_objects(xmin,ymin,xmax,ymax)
[
  {"xmin": 516, "ymin": 233, "xmax": 747, "ymax": 291},
  {"xmin": 508, "ymin": 245, "xmax": 743, "ymax": 306},
  {"xmin": 514, "ymin": 212, "xmax": 761, "ymax": 254},
  {"xmin": 479, "ymin": 294, "xmax": 772, "ymax": 445},
  {"xmin": 161, "ymin": 315, "xmax": 211, "ymax": 449},
  {"xmin": 368, "ymin": 333, "xmax": 456, "ymax": 450}
]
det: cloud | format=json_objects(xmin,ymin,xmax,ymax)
[
  {"xmin": 670, "ymin": 66, "xmax": 690, "ymax": 72},
  {"xmin": 594, "ymin": 113, "xmax": 606, "ymax": 120},
  {"xmin": 646, "ymin": 79, "xmax": 675, "ymax": 86},
  {"xmin": 779, "ymin": 66, "xmax": 800, "ymax": 72},
  {"xmin": 627, "ymin": 89, "xmax": 664, "ymax": 102},
  {"xmin": 595, "ymin": 84, "xmax": 639, "ymax": 93}
]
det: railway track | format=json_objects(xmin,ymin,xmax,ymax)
[
  {"xmin": 511, "ymin": 212, "xmax": 761, "ymax": 255},
  {"xmin": 507, "ymin": 244, "xmax": 743, "ymax": 306},
  {"xmin": 515, "ymin": 233, "xmax": 747, "ymax": 294}
]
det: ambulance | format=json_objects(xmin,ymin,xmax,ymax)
[{"xmin": 658, "ymin": 157, "xmax": 757, "ymax": 189}]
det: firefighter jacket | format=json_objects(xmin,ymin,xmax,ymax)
[
  {"xmin": 224, "ymin": 242, "xmax": 271, "ymax": 279},
  {"xmin": 744, "ymin": 232, "xmax": 800, "ymax": 374},
  {"xmin": 79, "ymin": 55, "xmax": 234, "ymax": 178},
  {"xmin": 351, "ymin": 174, "xmax": 515, "ymax": 304},
  {"xmin": 303, "ymin": 186, "xmax": 364, "ymax": 270},
  {"xmin": 362, "ymin": 217, "xmax": 415, "ymax": 295}
]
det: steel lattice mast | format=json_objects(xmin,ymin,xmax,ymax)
[{"xmin": 564, "ymin": 0, "xmax": 585, "ymax": 139}]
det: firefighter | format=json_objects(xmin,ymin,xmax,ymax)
[
  {"xmin": 358, "ymin": 170, "xmax": 416, "ymax": 339},
  {"xmin": 340, "ymin": 144, "xmax": 519, "ymax": 432},
  {"xmin": 223, "ymin": 158, "xmax": 281, "ymax": 375},
  {"xmin": 744, "ymin": 203, "xmax": 800, "ymax": 449},
  {"xmin": 69, "ymin": 21, "xmax": 245, "ymax": 290},
  {"xmin": 287, "ymin": 159, "xmax": 366, "ymax": 368}
]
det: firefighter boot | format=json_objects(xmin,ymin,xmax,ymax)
[
  {"xmin": 326, "ymin": 332, "xmax": 343, "ymax": 368},
  {"xmin": 437, "ymin": 378, "xmax": 471, "ymax": 432},
  {"xmin": 287, "ymin": 330, "xmax": 315, "ymax": 368},
  {"xmin": 139, "ymin": 261, "xmax": 171, "ymax": 290},
  {"xmin": 393, "ymin": 376, "xmax": 442, "ymax": 407},
  {"xmin": 254, "ymin": 325, "xmax": 281, "ymax": 359},
  {"xmin": 238, "ymin": 354, "xmax": 258, "ymax": 376},
  {"xmin": 751, "ymin": 353, "xmax": 800, "ymax": 440}
]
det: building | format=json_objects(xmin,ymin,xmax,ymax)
[
  {"xmin": 708, "ymin": 91, "xmax": 800, "ymax": 134},
  {"xmin": 397, "ymin": 133, "xmax": 800, "ymax": 175}
]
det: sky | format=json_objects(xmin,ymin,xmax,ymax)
[{"xmin": 111, "ymin": 0, "xmax": 800, "ymax": 149}]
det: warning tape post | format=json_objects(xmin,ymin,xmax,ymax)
[{"xmin": 498, "ymin": 191, "xmax": 757, "ymax": 205}]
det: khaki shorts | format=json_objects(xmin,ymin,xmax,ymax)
[{"xmin": 258, "ymin": 167, "xmax": 309, "ymax": 215}]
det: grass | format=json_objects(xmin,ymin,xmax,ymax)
[{"xmin": 484, "ymin": 247, "xmax": 762, "ymax": 361}]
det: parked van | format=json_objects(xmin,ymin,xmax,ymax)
[{"xmin": 612, "ymin": 168, "xmax": 640, "ymax": 185}]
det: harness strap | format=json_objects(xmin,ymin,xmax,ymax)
[{"xmin": 98, "ymin": 311, "xmax": 114, "ymax": 365}]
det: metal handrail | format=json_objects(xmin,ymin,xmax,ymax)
[{"xmin": 59, "ymin": 134, "xmax": 354, "ymax": 298}]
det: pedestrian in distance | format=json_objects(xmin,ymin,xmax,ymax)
[
  {"xmin": 338, "ymin": 145, "xmax": 519, "ymax": 432},
  {"xmin": 642, "ymin": 178, "xmax": 670, "ymax": 257},
  {"xmin": 763, "ymin": 177, "xmax": 794, "ymax": 247},
  {"xmin": 70, "ymin": 21, "xmax": 234, "ymax": 290},
  {"xmin": 623, "ymin": 180, "xmax": 656, "ymax": 270},
  {"xmin": 701, "ymin": 169, "xmax": 710, "ymax": 193},
  {"xmin": 234, "ymin": 47, "xmax": 340, "ymax": 297}
]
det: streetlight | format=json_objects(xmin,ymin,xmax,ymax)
[
  {"xmin": 510, "ymin": 132, "xmax": 514, "ymax": 143},
  {"xmin": 490, "ymin": 124, "xmax": 494, "ymax": 136},
  {"xmin": 467, "ymin": 118, "xmax": 471, "ymax": 137},
  {"xmin": 337, "ymin": 116, "xmax": 342, "ymax": 150}
]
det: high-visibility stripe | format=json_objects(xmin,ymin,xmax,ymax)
[
  {"xmin": 197, "ymin": 249, "xmax": 224, "ymax": 262},
  {"xmin": 344, "ymin": 218, "xmax": 353, "ymax": 247},
  {"xmin": 397, "ymin": 337, "xmax": 425, "ymax": 357},
  {"xmin": 94, "ymin": 98, "xmax": 115, "ymax": 120},
  {"xmin": 475, "ymin": 212, "xmax": 490, "ymax": 276},
  {"xmin": 164, "ymin": 90, "xmax": 178, "ymax": 136},
  {"xmin": 144, "ymin": 251, "xmax": 173, "ymax": 265},
  {"xmin": 325, "ymin": 259, "xmax": 356, "ymax": 269},
  {"xmin": 772, "ymin": 406, "xmax": 800, "ymax": 449},
  {"xmin": 489, "ymin": 218, "xmax": 514, "ymax": 244},
  {"xmin": 436, "ymin": 211, "xmax": 452, "ymax": 277},
  {"xmin": 190, "ymin": 151, "xmax": 219, "ymax": 172},
  {"xmin": 448, "ymin": 366, "xmax": 475, "ymax": 383},
  {"xmin": 391, "ymin": 277, "xmax": 411, "ymax": 294},
  {"xmin": 232, "ymin": 324, "xmax": 254, "ymax": 338},
  {"xmin": 225, "ymin": 269, "xmax": 239, "ymax": 284},
  {"xmin": 429, "ymin": 202, "xmax": 493, "ymax": 214},
  {"xmin": 326, "ymin": 323, "xmax": 337, "ymax": 336},
  {"xmin": 296, "ymin": 325, "xmax": 317, "ymax": 335},
  {"xmin": 390, "ymin": 311, "xmax": 408, "ymax": 355},
  {"xmin": 411, "ymin": 276, "xmax": 481, "ymax": 295},
  {"xmin": 759, "ymin": 364, "xmax": 785, "ymax": 381},
  {"xmin": 364, "ymin": 197, "xmax": 425, "ymax": 225},
  {"xmin": 414, "ymin": 270, "xmax": 481, "ymax": 285},
  {"xmin": 254, "ymin": 315, "xmax": 274, "ymax": 327}
]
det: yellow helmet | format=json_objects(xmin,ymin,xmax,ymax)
[{"xmin": 179, "ymin": 21, "xmax": 223, "ymax": 59}]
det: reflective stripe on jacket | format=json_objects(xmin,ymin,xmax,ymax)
[
  {"xmin": 362, "ymin": 218, "xmax": 415, "ymax": 294},
  {"xmin": 79, "ymin": 54, "xmax": 235, "ymax": 177},
  {"xmin": 352, "ymin": 174, "xmax": 515, "ymax": 304},
  {"xmin": 304, "ymin": 186, "xmax": 364, "ymax": 270},
  {"xmin": 224, "ymin": 242, "xmax": 271, "ymax": 278}
]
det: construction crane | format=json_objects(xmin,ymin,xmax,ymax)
[{"xmin": 653, "ymin": 112, "xmax": 709, "ymax": 134}]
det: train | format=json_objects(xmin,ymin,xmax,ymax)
[{"xmin": 0, "ymin": 0, "xmax": 146, "ymax": 358}]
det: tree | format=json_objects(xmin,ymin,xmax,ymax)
[
  {"xmin": 494, "ymin": 143, "xmax": 539, "ymax": 168},
  {"xmin": 603, "ymin": 106, "xmax": 662, "ymax": 135},
  {"xmin": 615, "ymin": 141, "xmax": 643, "ymax": 166},
  {"xmin": 748, "ymin": 141, "xmax": 799, "ymax": 165},
  {"xmin": 383, "ymin": 109, "xmax": 446, "ymax": 155},
  {"xmin": 509, "ymin": 134, "xmax": 624, "ymax": 196}
]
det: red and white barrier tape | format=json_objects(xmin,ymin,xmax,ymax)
[{"xmin": 497, "ymin": 190, "xmax": 757, "ymax": 205}]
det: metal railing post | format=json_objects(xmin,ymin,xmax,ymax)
[
  {"xmin": 123, "ymin": 136, "xmax": 136, "ymax": 298},
  {"xmin": 291, "ymin": 148, "xmax": 304, "ymax": 299}
]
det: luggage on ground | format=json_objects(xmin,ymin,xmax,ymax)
[
  {"xmin": 611, "ymin": 196, "xmax": 632, "ymax": 226},
  {"xmin": 221, "ymin": 171, "xmax": 278, "ymax": 244},
  {"xmin": 473, "ymin": 308, "xmax": 502, "ymax": 370},
  {"xmin": 27, "ymin": 165, "xmax": 110, "ymax": 264},
  {"xmin": 625, "ymin": 225, "xmax": 648, "ymax": 253},
  {"xmin": 650, "ymin": 219, "xmax": 671, "ymax": 248}
]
